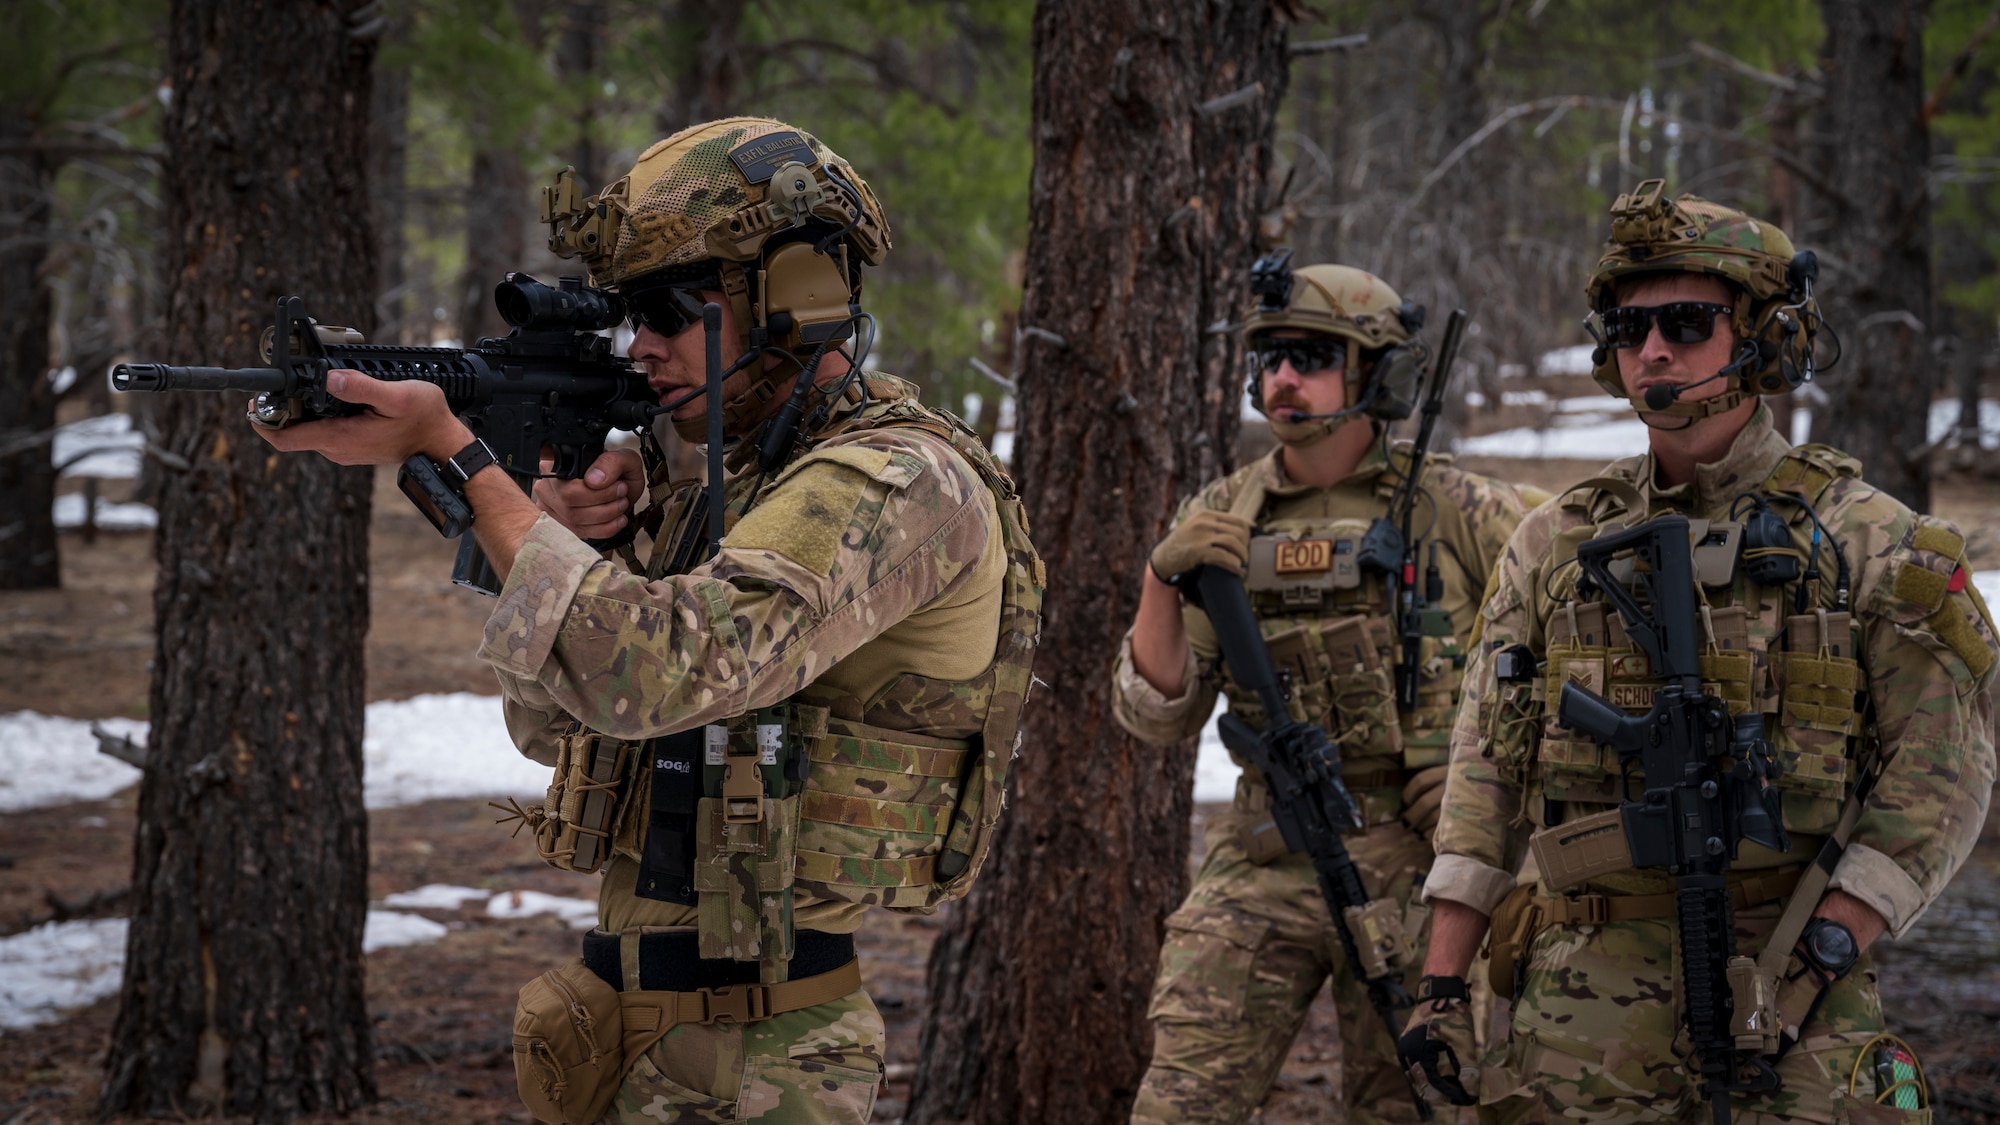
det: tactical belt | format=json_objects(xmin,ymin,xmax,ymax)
[
  {"xmin": 583, "ymin": 929, "xmax": 855, "ymax": 993},
  {"xmin": 1541, "ymin": 865, "xmax": 1805, "ymax": 927}
]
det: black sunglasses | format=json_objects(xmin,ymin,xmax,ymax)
[
  {"xmin": 1248, "ymin": 337, "xmax": 1346, "ymax": 375},
  {"xmin": 623, "ymin": 276, "xmax": 720, "ymax": 338},
  {"xmin": 1598, "ymin": 301, "xmax": 1731, "ymax": 350}
]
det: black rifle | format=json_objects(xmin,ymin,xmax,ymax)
[
  {"xmin": 1192, "ymin": 565, "xmax": 1432, "ymax": 1121},
  {"xmin": 113, "ymin": 274, "xmax": 658, "ymax": 595},
  {"xmin": 1355, "ymin": 309, "xmax": 1468, "ymax": 711},
  {"xmin": 1554, "ymin": 515, "xmax": 1790, "ymax": 1125}
]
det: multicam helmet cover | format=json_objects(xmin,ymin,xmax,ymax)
[
  {"xmin": 1584, "ymin": 179, "xmax": 1824, "ymax": 410},
  {"xmin": 542, "ymin": 117, "xmax": 889, "ymax": 288},
  {"xmin": 1242, "ymin": 252, "xmax": 1428, "ymax": 446}
]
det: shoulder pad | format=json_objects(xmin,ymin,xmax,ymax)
[{"xmin": 1870, "ymin": 514, "xmax": 1997, "ymax": 680}]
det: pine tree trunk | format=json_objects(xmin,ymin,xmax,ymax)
[
  {"xmin": 906, "ymin": 3, "xmax": 1289, "ymax": 1123},
  {"xmin": 99, "ymin": 1, "xmax": 379, "ymax": 1118},
  {"xmin": 0, "ymin": 119, "xmax": 60, "ymax": 589},
  {"xmin": 1814, "ymin": 0, "xmax": 1932, "ymax": 511},
  {"xmin": 370, "ymin": 56, "xmax": 411, "ymax": 344},
  {"xmin": 459, "ymin": 146, "xmax": 528, "ymax": 344}
]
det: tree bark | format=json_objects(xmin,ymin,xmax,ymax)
[
  {"xmin": 906, "ymin": 3, "xmax": 1289, "ymax": 1123},
  {"xmin": 656, "ymin": 2, "xmax": 744, "ymax": 135},
  {"xmin": 370, "ymin": 53, "xmax": 411, "ymax": 344},
  {"xmin": 1814, "ymin": 0, "xmax": 1932, "ymax": 511},
  {"xmin": 458, "ymin": 145, "xmax": 529, "ymax": 344},
  {"xmin": 0, "ymin": 118, "xmax": 60, "ymax": 589},
  {"xmin": 98, "ymin": 0, "xmax": 379, "ymax": 1119},
  {"xmin": 557, "ymin": 0, "xmax": 607, "ymax": 185}
]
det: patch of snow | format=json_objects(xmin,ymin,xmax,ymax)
[
  {"xmin": 991, "ymin": 430, "xmax": 1014, "ymax": 465},
  {"xmin": 49, "ymin": 366, "xmax": 77, "ymax": 395},
  {"xmin": 1792, "ymin": 407, "xmax": 1813, "ymax": 446},
  {"xmin": 0, "ymin": 919, "xmax": 128, "ymax": 1030},
  {"xmin": 361, "ymin": 693, "xmax": 554, "ymax": 808},
  {"xmin": 1194, "ymin": 697, "xmax": 1239, "ymax": 803},
  {"xmin": 381, "ymin": 883, "xmax": 490, "ymax": 911},
  {"xmin": 53, "ymin": 493, "xmax": 157, "ymax": 530},
  {"xmin": 1464, "ymin": 391, "xmax": 1487, "ymax": 407},
  {"xmin": 1538, "ymin": 345, "xmax": 1598, "ymax": 378},
  {"xmin": 1501, "ymin": 390, "xmax": 1550, "ymax": 407},
  {"xmin": 0, "ymin": 713, "xmax": 146, "ymax": 812},
  {"xmin": 0, "ymin": 695, "xmax": 546, "ymax": 815},
  {"xmin": 1926, "ymin": 398, "xmax": 2000, "ymax": 449},
  {"xmin": 1556, "ymin": 395, "xmax": 1628, "ymax": 414},
  {"xmin": 486, "ymin": 890, "xmax": 598, "ymax": 930},
  {"xmin": 363, "ymin": 910, "xmax": 449, "ymax": 952},
  {"xmin": 52, "ymin": 414, "xmax": 143, "ymax": 479},
  {"xmin": 1976, "ymin": 572, "xmax": 2000, "ymax": 613},
  {"xmin": 1454, "ymin": 417, "xmax": 1652, "ymax": 461}
]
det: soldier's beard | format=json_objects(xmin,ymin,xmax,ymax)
[{"xmin": 670, "ymin": 370, "xmax": 787, "ymax": 444}]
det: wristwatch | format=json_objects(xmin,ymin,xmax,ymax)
[
  {"xmin": 398, "ymin": 437, "xmax": 498, "ymax": 539},
  {"xmin": 1415, "ymin": 975, "xmax": 1470, "ymax": 1004},
  {"xmin": 1796, "ymin": 917, "xmax": 1859, "ymax": 981}
]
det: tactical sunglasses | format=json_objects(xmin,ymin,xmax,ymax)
[
  {"xmin": 1249, "ymin": 337, "xmax": 1346, "ymax": 375},
  {"xmin": 622, "ymin": 276, "xmax": 721, "ymax": 338},
  {"xmin": 1598, "ymin": 301, "xmax": 1731, "ymax": 350}
]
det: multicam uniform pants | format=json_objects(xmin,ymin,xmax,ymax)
[
  {"xmin": 1490, "ymin": 901, "xmax": 1926, "ymax": 1125},
  {"xmin": 606, "ymin": 987, "xmax": 884, "ymax": 1124},
  {"xmin": 1132, "ymin": 809, "xmax": 1447, "ymax": 1125}
]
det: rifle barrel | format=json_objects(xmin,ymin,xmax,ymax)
[{"xmin": 112, "ymin": 363, "xmax": 289, "ymax": 394}]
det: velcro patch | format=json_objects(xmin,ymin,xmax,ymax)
[
  {"xmin": 728, "ymin": 459, "xmax": 874, "ymax": 576},
  {"xmin": 1892, "ymin": 561, "xmax": 1949, "ymax": 613},
  {"xmin": 1912, "ymin": 521, "xmax": 1966, "ymax": 560},
  {"xmin": 1929, "ymin": 596, "xmax": 1997, "ymax": 679}
]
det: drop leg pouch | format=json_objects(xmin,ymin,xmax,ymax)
[{"xmin": 514, "ymin": 958, "xmax": 627, "ymax": 1125}]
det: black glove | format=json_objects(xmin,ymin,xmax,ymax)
[{"xmin": 1397, "ymin": 976, "xmax": 1480, "ymax": 1108}]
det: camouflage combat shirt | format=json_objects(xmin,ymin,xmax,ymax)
[
  {"xmin": 1428, "ymin": 404, "xmax": 1998, "ymax": 937},
  {"xmin": 478, "ymin": 373, "xmax": 1006, "ymax": 934}
]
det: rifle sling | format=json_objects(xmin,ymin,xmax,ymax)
[{"xmin": 1754, "ymin": 759, "xmax": 1881, "ymax": 982}]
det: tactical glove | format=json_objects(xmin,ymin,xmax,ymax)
[
  {"xmin": 1397, "ymin": 976, "xmax": 1480, "ymax": 1108},
  {"xmin": 1150, "ymin": 509, "xmax": 1253, "ymax": 584},
  {"xmin": 1400, "ymin": 765, "xmax": 1450, "ymax": 840}
]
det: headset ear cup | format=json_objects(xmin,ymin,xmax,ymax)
[{"xmin": 1591, "ymin": 346, "xmax": 1608, "ymax": 367}]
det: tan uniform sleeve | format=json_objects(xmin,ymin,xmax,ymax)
[
  {"xmin": 1110, "ymin": 489, "xmax": 1227, "ymax": 746},
  {"xmin": 1834, "ymin": 512, "xmax": 1999, "ymax": 937},
  {"xmin": 1425, "ymin": 510, "xmax": 1549, "ymax": 916},
  {"xmin": 477, "ymin": 431, "xmax": 996, "ymax": 741}
]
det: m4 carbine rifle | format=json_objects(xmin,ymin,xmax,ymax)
[
  {"xmin": 113, "ymin": 275, "xmax": 661, "ymax": 595},
  {"xmin": 1553, "ymin": 515, "xmax": 1791, "ymax": 1125},
  {"xmin": 1190, "ymin": 564, "xmax": 1434, "ymax": 1120}
]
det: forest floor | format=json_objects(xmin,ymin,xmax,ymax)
[{"xmin": 2, "ymin": 447, "xmax": 1998, "ymax": 1124}]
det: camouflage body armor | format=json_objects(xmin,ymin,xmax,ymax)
[
  {"xmin": 1207, "ymin": 446, "xmax": 1473, "ymax": 857},
  {"xmin": 533, "ymin": 375, "xmax": 1042, "ymax": 983}
]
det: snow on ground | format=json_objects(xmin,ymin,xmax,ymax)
[
  {"xmin": 52, "ymin": 414, "xmax": 143, "ymax": 479},
  {"xmin": 1194, "ymin": 698, "xmax": 1237, "ymax": 802},
  {"xmin": 0, "ymin": 910, "xmax": 449, "ymax": 1030},
  {"xmin": 1978, "ymin": 572, "xmax": 2000, "ymax": 614},
  {"xmin": 1928, "ymin": 398, "xmax": 2000, "ymax": 449},
  {"xmin": 485, "ymin": 890, "xmax": 599, "ymax": 929},
  {"xmin": 0, "ymin": 695, "xmax": 546, "ymax": 814},
  {"xmin": 52, "ymin": 493, "xmax": 157, "ymax": 531},
  {"xmin": 382, "ymin": 883, "xmax": 492, "ymax": 910}
]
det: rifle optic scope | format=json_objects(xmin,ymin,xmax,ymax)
[{"xmin": 495, "ymin": 273, "xmax": 625, "ymax": 333}]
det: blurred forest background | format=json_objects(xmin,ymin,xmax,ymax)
[{"xmin": 9, "ymin": 0, "xmax": 2000, "ymax": 470}]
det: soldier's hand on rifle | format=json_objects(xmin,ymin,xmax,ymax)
[
  {"xmin": 1400, "ymin": 765, "xmax": 1450, "ymax": 840},
  {"xmin": 1149, "ymin": 509, "xmax": 1253, "ymax": 584},
  {"xmin": 1397, "ymin": 976, "xmax": 1481, "ymax": 1108},
  {"xmin": 251, "ymin": 368, "xmax": 472, "ymax": 465},
  {"xmin": 534, "ymin": 449, "xmax": 644, "ymax": 540}
]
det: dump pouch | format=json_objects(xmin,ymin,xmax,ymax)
[{"xmin": 513, "ymin": 959, "xmax": 628, "ymax": 1125}]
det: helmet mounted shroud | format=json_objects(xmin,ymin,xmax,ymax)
[
  {"xmin": 1241, "ymin": 251, "xmax": 1431, "ymax": 447},
  {"xmin": 1581, "ymin": 179, "xmax": 1833, "ymax": 421},
  {"xmin": 539, "ymin": 118, "xmax": 892, "ymax": 451}
]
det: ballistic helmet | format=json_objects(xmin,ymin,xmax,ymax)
[
  {"xmin": 1583, "ymin": 179, "xmax": 1825, "ymax": 417},
  {"xmin": 1243, "ymin": 250, "xmax": 1428, "ymax": 447},
  {"xmin": 540, "ymin": 118, "xmax": 892, "ymax": 439}
]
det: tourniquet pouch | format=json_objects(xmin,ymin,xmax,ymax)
[
  {"xmin": 1321, "ymin": 615, "xmax": 1404, "ymax": 762},
  {"xmin": 514, "ymin": 958, "xmax": 627, "ymax": 1125},
  {"xmin": 1770, "ymin": 610, "xmax": 1858, "ymax": 835}
]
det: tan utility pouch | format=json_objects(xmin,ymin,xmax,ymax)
[
  {"xmin": 1235, "ymin": 812, "xmax": 1292, "ymax": 866},
  {"xmin": 513, "ymin": 959, "xmax": 627, "ymax": 1125},
  {"xmin": 499, "ymin": 728, "xmax": 633, "ymax": 875},
  {"xmin": 1728, "ymin": 955, "xmax": 1780, "ymax": 1054},
  {"xmin": 1529, "ymin": 806, "xmax": 1632, "ymax": 892}
]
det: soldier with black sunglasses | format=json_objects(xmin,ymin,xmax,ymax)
[{"xmin": 1113, "ymin": 256, "xmax": 1543, "ymax": 1125}]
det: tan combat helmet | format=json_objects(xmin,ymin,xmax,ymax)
[
  {"xmin": 1243, "ymin": 249, "xmax": 1428, "ymax": 446},
  {"xmin": 1584, "ymin": 179, "xmax": 1827, "ymax": 419},
  {"xmin": 540, "ymin": 117, "xmax": 893, "ymax": 439}
]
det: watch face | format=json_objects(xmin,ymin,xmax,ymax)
[{"xmin": 1809, "ymin": 921, "xmax": 1857, "ymax": 969}]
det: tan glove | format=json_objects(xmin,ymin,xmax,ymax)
[
  {"xmin": 1396, "ymin": 977, "xmax": 1480, "ymax": 1108},
  {"xmin": 1149, "ymin": 509, "xmax": 1253, "ymax": 583},
  {"xmin": 1400, "ymin": 765, "xmax": 1450, "ymax": 840}
]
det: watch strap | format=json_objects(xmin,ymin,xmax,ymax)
[
  {"xmin": 1416, "ymin": 975, "xmax": 1469, "ymax": 1003},
  {"xmin": 445, "ymin": 437, "xmax": 497, "ymax": 483}
]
